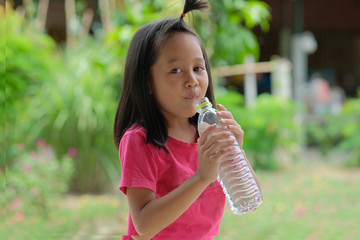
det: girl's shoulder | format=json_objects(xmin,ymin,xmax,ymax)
[
  {"xmin": 121, "ymin": 123, "xmax": 147, "ymax": 144},
  {"xmin": 119, "ymin": 123, "xmax": 157, "ymax": 164},
  {"xmin": 124, "ymin": 122, "xmax": 146, "ymax": 135},
  {"xmin": 120, "ymin": 123, "xmax": 147, "ymax": 147}
]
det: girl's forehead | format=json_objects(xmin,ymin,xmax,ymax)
[{"xmin": 158, "ymin": 33, "xmax": 203, "ymax": 58}]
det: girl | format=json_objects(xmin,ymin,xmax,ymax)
[{"xmin": 114, "ymin": 0, "xmax": 261, "ymax": 239}]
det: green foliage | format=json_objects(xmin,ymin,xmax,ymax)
[
  {"xmin": 216, "ymin": 91, "xmax": 300, "ymax": 170},
  {"xmin": 195, "ymin": 0, "xmax": 271, "ymax": 66},
  {"xmin": 1, "ymin": 14, "xmax": 56, "ymax": 107},
  {"xmin": 308, "ymin": 94, "xmax": 360, "ymax": 166},
  {"xmin": 1, "ymin": 140, "xmax": 74, "ymax": 219},
  {"xmin": 3, "ymin": 10, "xmax": 121, "ymax": 192},
  {"xmin": 216, "ymin": 89, "xmax": 245, "ymax": 107},
  {"xmin": 306, "ymin": 118, "xmax": 340, "ymax": 155},
  {"xmin": 1, "ymin": 11, "xmax": 59, "ymax": 164},
  {"xmin": 26, "ymin": 39, "xmax": 121, "ymax": 192},
  {"xmin": 108, "ymin": 0, "xmax": 271, "ymax": 67},
  {"xmin": 243, "ymin": 94, "xmax": 300, "ymax": 170},
  {"xmin": 337, "ymin": 97, "xmax": 360, "ymax": 165}
]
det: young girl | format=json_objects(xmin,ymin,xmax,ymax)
[{"xmin": 114, "ymin": 0, "xmax": 261, "ymax": 239}]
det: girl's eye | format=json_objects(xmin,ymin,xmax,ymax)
[
  {"xmin": 171, "ymin": 68, "xmax": 181, "ymax": 73},
  {"xmin": 194, "ymin": 66, "xmax": 205, "ymax": 72}
]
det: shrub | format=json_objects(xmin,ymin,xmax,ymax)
[
  {"xmin": 0, "ymin": 9, "xmax": 59, "ymax": 165},
  {"xmin": 1, "ymin": 140, "xmax": 74, "ymax": 219},
  {"xmin": 308, "ymin": 92, "xmax": 360, "ymax": 167},
  {"xmin": 26, "ymin": 39, "xmax": 121, "ymax": 192},
  {"xmin": 336, "ymin": 96, "xmax": 360, "ymax": 166},
  {"xmin": 216, "ymin": 91, "xmax": 300, "ymax": 170}
]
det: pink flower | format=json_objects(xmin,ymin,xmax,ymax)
[
  {"xmin": 306, "ymin": 230, "xmax": 327, "ymax": 240},
  {"xmin": 36, "ymin": 139, "xmax": 46, "ymax": 148},
  {"xmin": 22, "ymin": 165, "xmax": 32, "ymax": 173},
  {"xmin": 10, "ymin": 198, "xmax": 23, "ymax": 209},
  {"xmin": 67, "ymin": 147, "xmax": 77, "ymax": 157},
  {"xmin": 295, "ymin": 204, "xmax": 306, "ymax": 216},
  {"xmin": 10, "ymin": 211, "xmax": 25, "ymax": 224}
]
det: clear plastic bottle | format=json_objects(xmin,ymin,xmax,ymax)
[{"xmin": 196, "ymin": 97, "xmax": 263, "ymax": 215}]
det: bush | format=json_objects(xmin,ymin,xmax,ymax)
[
  {"xmin": 307, "ymin": 92, "xmax": 360, "ymax": 166},
  {"xmin": 194, "ymin": 0, "xmax": 271, "ymax": 66},
  {"xmin": 216, "ymin": 91, "xmax": 300, "ymax": 170},
  {"xmin": 2, "ymin": 10, "xmax": 121, "ymax": 193},
  {"xmin": 26, "ymin": 39, "xmax": 121, "ymax": 192},
  {"xmin": 337, "ymin": 96, "xmax": 360, "ymax": 166},
  {"xmin": 1, "ymin": 140, "xmax": 74, "ymax": 219},
  {"xmin": 1, "ymin": 9, "xmax": 59, "ymax": 165}
]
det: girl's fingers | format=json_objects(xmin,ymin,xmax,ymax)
[
  {"xmin": 227, "ymin": 124, "xmax": 244, "ymax": 136},
  {"xmin": 207, "ymin": 145, "xmax": 235, "ymax": 160},
  {"xmin": 216, "ymin": 103, "xmax": 244, "ymax": 148},
  {"xmin": 199, "ymin": 128, "xmax": 235, "ymax": 156},
  {"xmin": 202, "ymin": 130, "xmax": 234, "ymax": 151},
  {"xmin": 228, "ymin": 126, "xmax": 244, "ymax": 148},
  {"xmin": 216, "ymin": 104, "xmax": 227, "ymax": 111},
  {"xmin": 206, "ymin": 136, "xmax": 235, "ymax": 155},
  {"xmin": 216, "ymin": 110, "xmax": 233, "ymax": 120},
  {"xmin": 198, "ymin": 124, "xmax": 217, "ymax": 145},
  {"xmin": 219, "ymin": 118, "xmax": 238, "ymax": 126},
  {"xmin": 200, "ymin": 103, "xmax": 244, "ymax": 152}
]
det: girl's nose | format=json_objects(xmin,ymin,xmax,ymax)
[{"xmin": 185, "ymin": 72, "xmax": 198, "ymax": 88}]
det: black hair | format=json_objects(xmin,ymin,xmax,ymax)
[{"xmin": 114, "ymin": 0, "xmax": 214, "ymax": 150}]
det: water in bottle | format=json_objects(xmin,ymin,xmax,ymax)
[{"xmin": 196, "ymin": 97, "xmax": 263, "ymax": 215}]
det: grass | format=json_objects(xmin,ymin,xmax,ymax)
[
  {"xmin": 1, "ymin": 194, "xmax": 127, "ymax": 240},
  {"xmin": 2, "ymin": 160, "xmax": 359, "ymax": 240},
  {"xmin": 215, "ymin": 162, "xmax": 360, "ymax": 240}
]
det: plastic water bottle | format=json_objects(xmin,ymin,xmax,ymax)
[{"xmin": 196, "ymin": 97, "xmax": 263, "ymax": 215}]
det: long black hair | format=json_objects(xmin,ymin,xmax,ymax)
[{"xmin": 114, "ymin": 0, "xmax": 214, "ymax": 150}]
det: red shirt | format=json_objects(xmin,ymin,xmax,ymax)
[{"xmin": 119, "ymin": 124, "xmax": 225, "ymax": 240}]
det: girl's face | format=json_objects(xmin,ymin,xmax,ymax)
[{"xmin": 150, "ymin": 33, "xmax": 209, "ymax": 124}]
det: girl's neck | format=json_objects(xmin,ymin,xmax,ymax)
[{"xmin": 167, "ymin": 120, "xmax": 198, "ymax": 143}]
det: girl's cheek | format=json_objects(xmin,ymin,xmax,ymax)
[{"xmin": 201, "ymin": 79, "xmax": 209, "ymax": 92}]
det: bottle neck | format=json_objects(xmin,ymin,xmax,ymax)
[
  {"xmin": 196, "ymin": 97, "xmax": 213, "ymax": 114},
  {"xmin": 197, "ymin": 102, "xmax": 212, "ymax": 114}
]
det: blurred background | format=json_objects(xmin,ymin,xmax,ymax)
[{"xmin": 1, "ymin": 0, "xmax": 359, "ymax": 239}]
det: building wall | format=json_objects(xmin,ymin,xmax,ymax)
[{"xmin": 257, "ymin": 0, "xmax": 360, "ymax": 97}]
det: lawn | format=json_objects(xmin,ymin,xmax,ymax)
[
  {"xmin": 2, "ymin": 157, "xmax": 359, "ymax": 240},
  {"xmin": 216, "ymin": 161, "xmax": 360, "ymax": 240}
]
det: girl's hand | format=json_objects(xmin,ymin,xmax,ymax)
[
  {"xmin": 197, "ymin": 124, "xmax": 235, "ymax": 184},
  {"xmin": 216, "ymin": 104, "xmax": 244, "ymax": 148}
]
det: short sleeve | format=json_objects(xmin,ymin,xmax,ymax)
[{"xmin": 119, "ymin": 128, "xmax": 158, "ymax": 195}]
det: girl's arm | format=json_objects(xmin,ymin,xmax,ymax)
[
  {"xmin": 127, "ymin": 174, "xmax": 209, "ymax": 239},
  {"xmin": 126, "ymin": 125, "xmax": 235, "ymax": 238}
]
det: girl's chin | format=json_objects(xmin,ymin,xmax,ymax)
[{"xmin": 189, "ymin": 110, "xmax": 197, "ymax": 118}]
